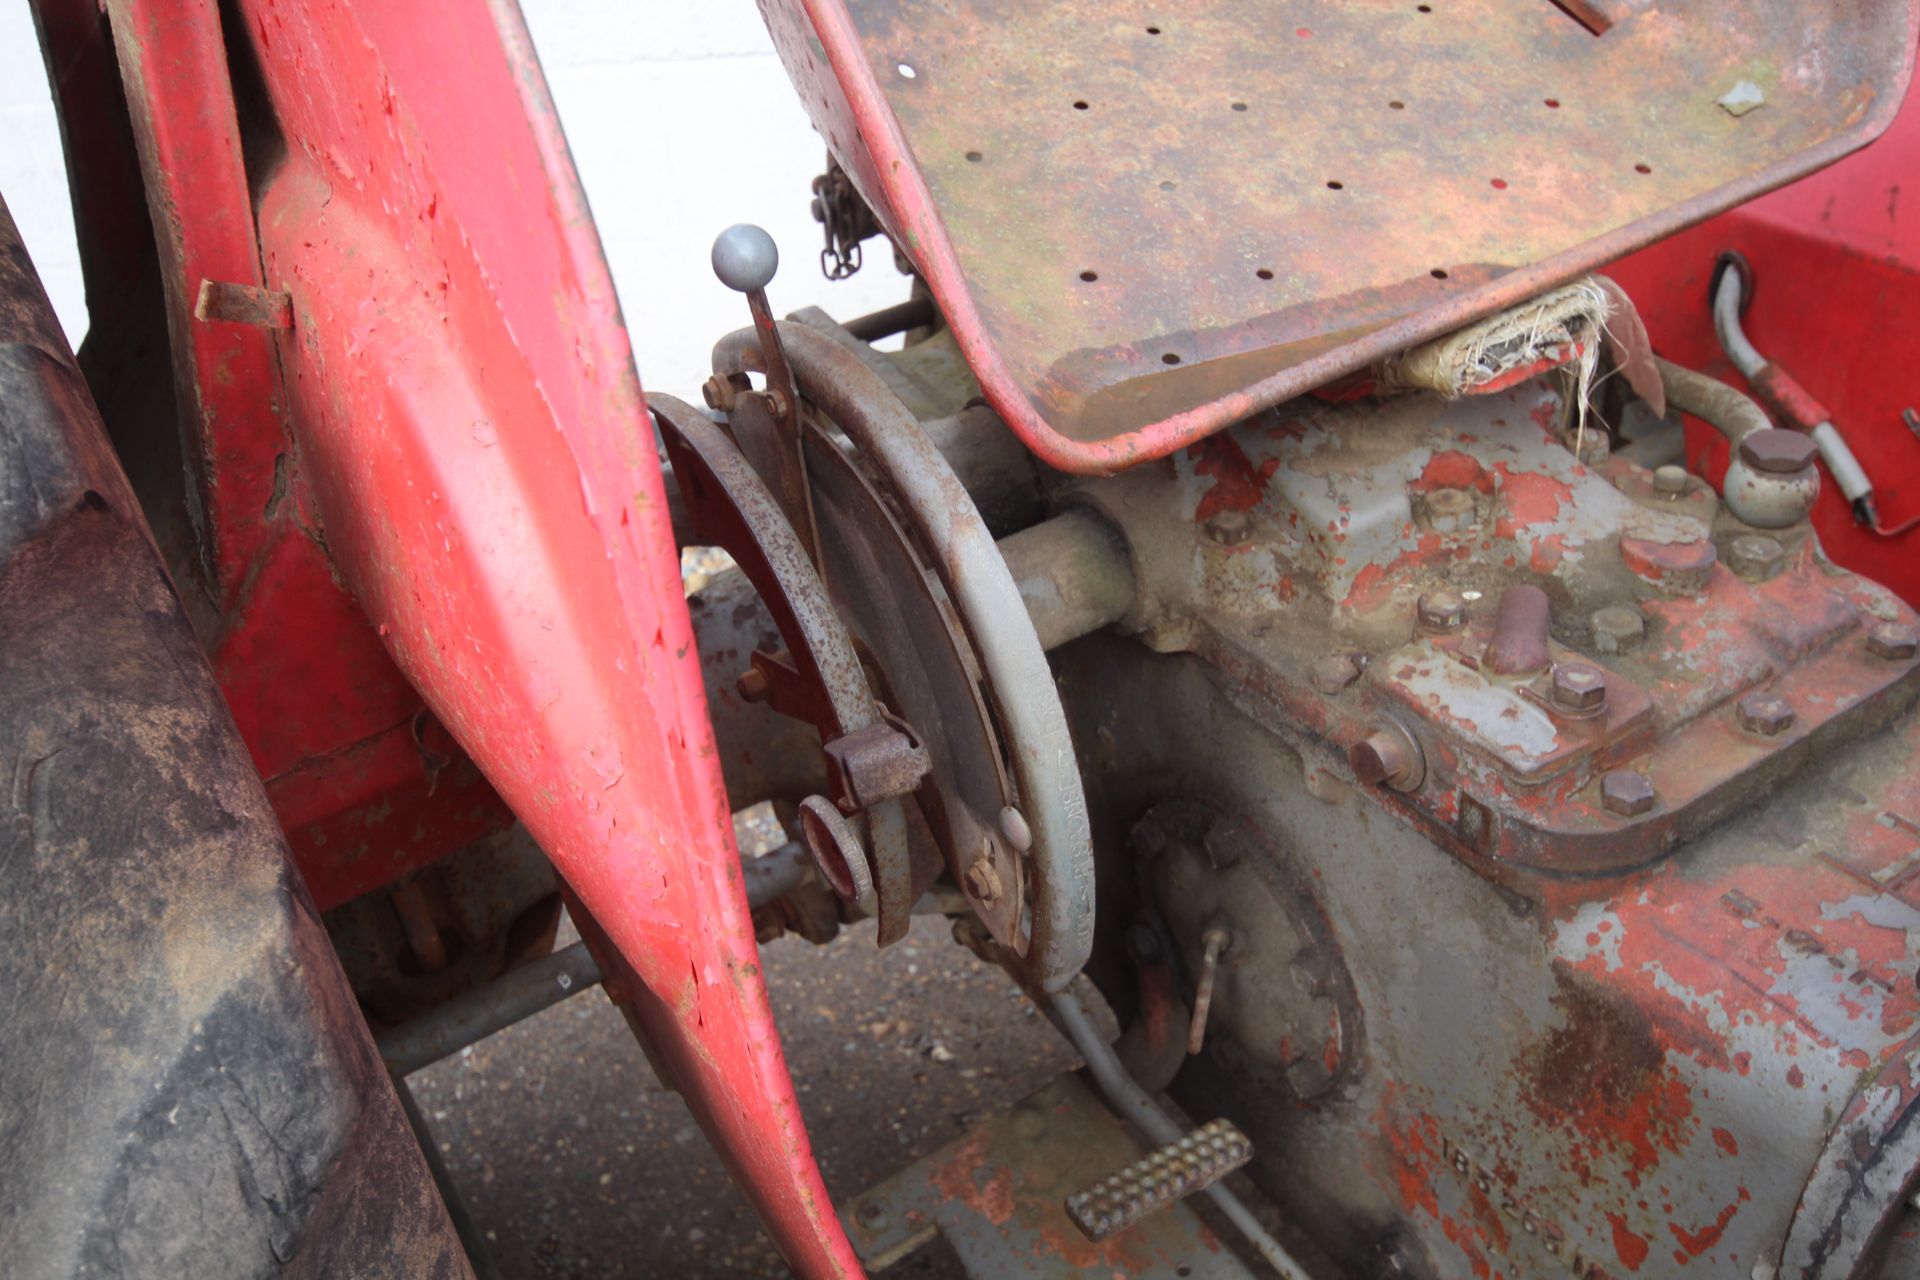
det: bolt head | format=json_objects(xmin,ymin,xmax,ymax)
[
  {"xmin": 1737, "ymin": 692, "xmax": 1795, "ymax": 736},
  {"xmin": 1652, "ymin": 464, "xmax": 1690, "ymax": 495},
  {"xmin": 1349, "ymin": 723, "xmax": 1423, "ymax": 792},
  {"xmin": 1416, "ymin": 590, "xmax": 1467, "ymax": 633},
  {"xmin": 1738, "ymin": 429, "xmax": 1818, "ymax": 475},
  {"xmin": 1726, "ymin": 534, "xmax": 1786, "ymax": 581},
  {"xmin": 1601, "ymin": 770, "xmax": 1657, "ymax": 817},
  {"xmin": 1550, "ymin": 662, "xmax": 1608, "ymax": 712},
  {"xmin": 1205, "ymin": 509, "xmax": 1252, "ymax": 546},
  {"xmin": 1573, "ymin": 431, "xmax": 1611, "ymax": 465},
  {"xmin": 711, "ymin": 223, "xmax": 779, "ymax": 293},
  {"xmin": 1589, "ymin": 605, "xmax": 1646, "ymax": 655},
  {"xmin": 1310, "ymin": 653, "xmax": 1361, "ymax": 694},
  {"xmin": 963, "ymin": 859, "xmax": 1003, "ymax": 903},
  {"xmin": 1424, "ymin": 487, "xmax": 1477, "ymax": 533},
  {"xmin": 1866, "ymin": 622, "xmax": 1919, "ymax": 661}
]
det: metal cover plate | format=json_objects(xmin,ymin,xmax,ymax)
[
  {"xmin": 820, "ymin": 0, "xmax": 1915, "ymax": 471},
  {"xmin": 842, "ymin": 1074, "xmax": 1260, "ymax": 1277}
]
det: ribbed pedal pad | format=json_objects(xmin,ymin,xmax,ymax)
[{"xmin": 1064, "ymin": 1118, "xmax": 1254, "ymax": 1241}]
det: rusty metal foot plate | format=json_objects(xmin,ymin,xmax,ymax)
[
  {"xmin": 1065, "ymin": 1117, "xmax": 1253, "ymax": 1242},
  {"xmin": 841, "ymin": 1074, "xmax": 1261, "ymax": 1278}
]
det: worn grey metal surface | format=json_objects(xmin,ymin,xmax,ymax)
[
  {"xmin": 686, "ymin": 298, "xmax": 1920, "ymax": 1276},
  {"xmin": 1065, "ymin": 380, "xmax": 1920, "ymax": 874},
  {"xmin": 1055, "ymin": 632, "xmax": 1920, "ymax": 1277},
  {"xmin": 1015, "ymin": 356, "xmax": 1920, "ymax": 1276}
]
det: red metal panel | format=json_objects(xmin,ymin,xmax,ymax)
[
  {"xmin": 221, "ymin": 1, "xmax": 860, "ymax": 1272},
  {"xmin": 34, "ymin": 0, "xmax": 511, "ymax": 909},
  {"xmin": 1607, "ymin": 83, "xmax": 1920, "ymax": 607},
  {"xmin": 101, "ymin": 0, "xmax": 281, "ymax": 602},
  {"xmin": 40, "ymin": 0, "xmax": 858, "ymax": 1266}
]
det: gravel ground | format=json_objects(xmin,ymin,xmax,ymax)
[{"xmin": 407, "ymin": 864, "xmax": 1078, "ymax": 1277}]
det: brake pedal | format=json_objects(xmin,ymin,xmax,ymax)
[{"xmin": 1064, "ymin": 1118, "xmax": 1254, "ymax": 1241}]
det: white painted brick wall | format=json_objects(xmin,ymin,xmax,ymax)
[{"xmin": 0, "ymin": 0, "xmax": 908, "ymax": 402}]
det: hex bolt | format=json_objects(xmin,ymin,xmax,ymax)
[
  {"xmin": 1866, "ymin": 622, "xmax": 1919, "ymax": 661},
  {"xmin": 1549, "ymin": 662, "xmax": 1608, "ymax": 715},
  {"xmin": 1416, "ymin": 590, "xmax": 1467, "ymax": 633},
  {"xmin": 963, "ymin": 857, "xmax": 1004, "ymax": 904},
  {"xmin": 1726, "ymin": 534, "xmax": 1785, "ymax": 581},
  {"xmin": 1736, "ymin": 692, "xmax": 1795, "ymax": 736},
  {"xmin": 1738, "ymin": 429, "xmax": 1819, "ymax": 475},
  {"xmin": 1205, "ymin": 509, "xmax": 1252, "ymax": 546},
  {"xmin": 1652, "ymin": 464, "xmax": 1690, "ymax": 495},
  {"xmin": 858, "ymin": 1201, "xmax": 889, "ymax": 1229},
  {"xmin": 1601, "ymin": 770, "xmax": 1657, "ymax": 817},
  {"xmin": 1310, "ymin": 653, "xmax": 1362, "ymax": 694},
  {"xmin": 1589, "ymin": 605, "xmax": 1646, "ymax": 655},
  {"xmin": 701, "ymin": 374, "xmax": 736, "ymax": 412},
  {"xmin": 1424, "ymin": 487, "xmax": 1477, "ymax": 534},
  {"xmin": 1349, "ymin": 721, "xmax": 1425, "ymax": 792}
]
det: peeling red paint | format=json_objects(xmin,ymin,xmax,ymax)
[
  {"xmin": 1440, "ymin": 1213, "xmax": 1494, "ymax": 1280},
  {"xmin": 1419, "ymin": 449, "xmax": 1492, "ymax": 493},
  {"xmin": 1346, "ymin": 562, "xmax": 1392, "ymax": 614},
  {"xmin": 1378, "ymin": 1103, "xmax": 1442, "ymax": 1219},
  {"xmin": 1669, "ymin": 1186, "xmax": 1749, "ymax": 1257},
  {"xmin": 1529, "ymin": 533, "xmax": 1567, "ymax": 573},
  {"xmin": 1190, "ymin": 434, "xmax": 1280, "ymax": 521},
  {"xmin": 1711, "ymin": 1127, "xmax": 1739, "ymax": 1156},
  {"xmin": 1609, "ymin": 1212, "xmax": 1650, "ymax": 1271},
  {"xmin": 1491, "ymin": 464, "xmax": 1570, "ymax": 535}
]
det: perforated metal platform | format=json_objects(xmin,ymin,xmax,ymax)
[{"xmin": 768, "ymin": 0, "xmax": 1916, "ymax": 470}]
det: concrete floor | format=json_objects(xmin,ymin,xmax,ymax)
[{"xmin": 408, "ymin": 901, "xmax": 1079, "ymax": 1277}]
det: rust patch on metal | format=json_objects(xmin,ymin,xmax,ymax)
[
  {"xmin": 1189, "ymin": 433, "xmax": 1279, "ymax": 521},
  {"xmin": 1522, "ymin": 970, "xmax": 1694, "ymax": 1190},
  {"xmin": 927, "ymin": 1130, "xmax": 1018, "ymax": 1226}
]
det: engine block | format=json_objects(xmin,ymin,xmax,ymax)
[{"xmin": 1051, "ymin": 380, "xmax": 1920, "ymax": 1278}]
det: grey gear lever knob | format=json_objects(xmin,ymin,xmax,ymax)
[{"xmin": 711, "ymin": 224, "xmax": 779, "ymax": 293}]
